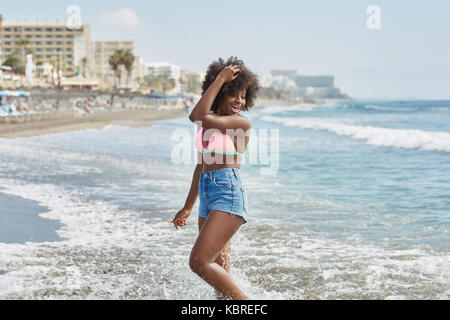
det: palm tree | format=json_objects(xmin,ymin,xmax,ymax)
[
  {"xmin": 81, "ymin": 57, "xmax": 88, "ymax": 77},
  {"xmin": 108, "ymin": 49, "xmax": 124, "ymax": 89},
  {"xmin": 108, "ymin": 49, "xmax": 125, "ymax": 107},
  {"xmin": 50, "ymin": 53, "xmax": 65, "ymax": 108},
  {"xmin": 121, "ymin": 51, "xmax": 135, "ymax": 89},
  {"xmin": 144, "ymin": 74, "xmax": 175, "ymax": 94},
  {"xmin": 18, "ymin": 38, "xmax": 31, "ymax": 67},
  {"xmin": 36, "ymin": 60, "xmax": 44, "ymax": 79},
  {"xmin": 3, "ymin": 51, "xmax": 22, "ymax": 73},
  {"xmin": 107, "ymin": 49, "xmax": 137, "ymax": 105}
]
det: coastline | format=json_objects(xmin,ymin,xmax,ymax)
[{"xmin": 0, "ymin": 107, "xmax": 186, "ymax": 139}]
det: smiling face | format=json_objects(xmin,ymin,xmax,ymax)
[{"xmin": 218, "ymin": 89, "xmax": 247, "ymax": 116}]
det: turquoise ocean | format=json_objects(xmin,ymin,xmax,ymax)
[{"xmin": 0, "ymin": 100, "xmax": 448, "ymax": 299}]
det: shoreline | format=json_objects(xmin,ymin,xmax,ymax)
[
  {"xmin": 0, "ymin": 108, "xmax": 187, "ymax": 139},
  {"xmin": 0, "ymin": 98, "xmax": 297, "ymax": 139}
]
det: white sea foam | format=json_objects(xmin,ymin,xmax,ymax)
[
  {"xmin": 0, "ymin": 179, "xmax": 183, "ymax": 298},
  {"xmin": 232, "ymin": 227, "xmax": 450, "ymax": 299},
  {"xmin": 261, "ymin": 115, "xmax": 450, "ymax": 152},
  {"xmin": 260, "ymin": 104, "xmax": 315, "ymax": 114},
  {"xmin": 0, "ymin": 179, "xmax": 281, "ymax": 300},
  {"xmin": 365, "ymin": 104, "xmax": 415, "ymax": 111},
  {"xmin": 0, "ymin": 178, "xmax": 448, "ymax": 299}
]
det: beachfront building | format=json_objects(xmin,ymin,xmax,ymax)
[
  {"xmin": 0, "ymin": 15, "xmax": 92, "ymax": 76},
  {"xmin": 1, "ymin": 61, "xmax": 28, "ymax": 89},
  {"xmin": 0, "ymin": 71, "xmax": 28, "ymax": 89},
  {"xmin": 271, "ymin": 69, "xmax": 298, "ymax": 81},
  {"xmin": 293, "ymin": 75, "xmax": 348, "ymax": 98},
  {"xmin": 134, "ymin": 56, "xmax": 148, "ymax": 86},
  {"xmin": 261, "ymin": 74, "xmax": 297, "ymax": 91},
  {"xmin": 60, "ymin": 75, "xmax": 99, "ymax": 90},
  {"xmin": 267, "ymin": 68, "xmax": 349, "ymax": 99},
  {"xmin": 147, "ymin": 61, "xmax": 180, "ymax": 80},
  {"xmin": 180, "ymin": 69, "xmax": 204, "ymax": 94},
  {"xmin": 147, "ymin": 62, "xmax": 181, "ymax": 94},
  {"xmin": 295, "ymin": 75, "xmax": 335, "ymax": 88},
  {"xmin": 93, "ymin": 40, "xmax": 144, "ymax": 90}
]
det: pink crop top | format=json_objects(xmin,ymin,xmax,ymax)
[{"xmin": 195, "ymin": 127, "xmax": 246, "ymax": 155}]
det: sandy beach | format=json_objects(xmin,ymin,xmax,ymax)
[
  {"xmin": 0, "ymin": 98, "xmax": 295, "ymax": 139},
  {"xmin": 0, "ymin": 108, "xmax": 187, "ymax": 139}
]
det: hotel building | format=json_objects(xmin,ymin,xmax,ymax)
[{"xmin": 0, "ymin": 15, "xmax": 91, "ymax": 75}]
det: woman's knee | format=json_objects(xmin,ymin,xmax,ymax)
[{"xmin": 189, "ymin": 252, "xmax": 208, "ymax": 275}]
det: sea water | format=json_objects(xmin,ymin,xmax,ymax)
[{"xmin": 0, "ymin": 100, "xmax": 448, "ymax": 299}]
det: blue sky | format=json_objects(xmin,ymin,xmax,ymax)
[{"xmin": 2, "ymin": 0, "xmax": 450, "ymax": 99}]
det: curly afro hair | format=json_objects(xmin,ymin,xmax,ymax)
[{"xmin": 202, "ymin": 57, "xmax": 260, "ymax": 114}]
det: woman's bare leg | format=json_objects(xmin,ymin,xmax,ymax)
[
  {"xmin": 198, "ymin": 217, "xmax": 231, "ymax": 271},
  {"xmin": 191, "ymin": 211, "xmax": 247, "ymax": 300},
  {"xmin": 198, "ymin": 217, "xmax": 231, "ymax": 299}
]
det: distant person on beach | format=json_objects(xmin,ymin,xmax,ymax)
[
  {"xmin": 83, "ymin": 102, "xmax": 91, "ymax": 114},
  {"xmin": 16, "ymin": 101, "xmax": 29, "ymax": 113},
  {"xmin": 184, "ymin": 98, "xmax": 191, "ymax": 113},
  {"xmin": 172, "ymin": 57, "xmax": 260, "ymax": 300}
]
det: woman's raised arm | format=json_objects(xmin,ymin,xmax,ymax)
[{"xmin": 189, "ymin": 65, "xmax": 240, "ymax": 123}]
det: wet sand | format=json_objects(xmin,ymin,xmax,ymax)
[{"xmin": 0, "ymin": 190, "xmax": 63, "ymax": 244}]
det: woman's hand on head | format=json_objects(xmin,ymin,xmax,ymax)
[
  {"xmin": 172, "ymin": 208, "xmax": 191, "ymax": 230},
  {"xmin": 217, "ymin": 65, "xmax": 240, "ymax": 83}
]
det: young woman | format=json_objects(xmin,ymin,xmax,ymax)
[{"xmin": 172, "ymin": 57, "xmax": 260, "ymax": 300}]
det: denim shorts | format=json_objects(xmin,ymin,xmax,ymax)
[{"xmin": 198, "ymin": 168, "xmax": 248, "ymax": 223}]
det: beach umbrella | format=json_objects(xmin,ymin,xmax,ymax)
[
  {"xmin": 17, "ymin": 91, "xmax": 30, "ymax": 97},
  {"xmin": 0, "ymin": 90, "xmax": 30, "ymax": 97},
  {"xmin": 148, "ymin": 93, "xmax": 166, "ymax": 99},
  {"xmin": 0, "ymin": 91, "xmax": 16, "ymax": 96}
]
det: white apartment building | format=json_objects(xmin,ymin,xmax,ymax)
[
  {"xmin": 134, "ymin": 56, "xmax": 147, "ymax": 82},
  {"xmin": 270, "ymin": 69, "xmax": 298, "ymax": 81},
  {"xmin": 261, "ymin": 74, "xmax": 296, "ymax": 91},
  {"xmin": 180, "ymin": 69, "xmax": 205, "ymax": 94},
  {"xmin": 147, "ymin": 62, "xmax": 180, "ymax": 80},
  {"xmin": 147, "ymin": 61, "xmax": 181, "ymax": 94}
]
